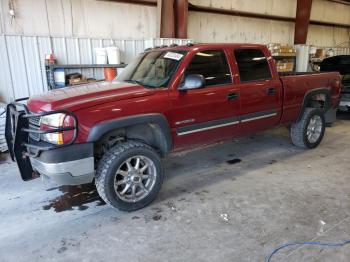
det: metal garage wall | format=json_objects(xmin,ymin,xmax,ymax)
[
  {"xmin": 188, "ymin": 0, "xmax": 350, "ymax": 47},
  {"xmin": 0, "ymin": 35, "xmax": 191, "ymax": 103},
  {"xmin": 332, "ymin": 47, "xmax": 350, "ymax": 56}
]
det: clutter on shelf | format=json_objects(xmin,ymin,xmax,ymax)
[{"xmin": 268, "ymin": 43, "xmax": 296, "ymax": 73}]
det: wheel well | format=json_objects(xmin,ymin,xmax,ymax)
[
  {"xmin": 94, "ymin": 123, "xmax": 169, "ymax": 159},
  {"xmin": 306, "ymin": 93, "xmax": 328, "ymax": 109},
  {"xmin": 298, "ymin": 89, "xmax": 331, "ymax": 121}
]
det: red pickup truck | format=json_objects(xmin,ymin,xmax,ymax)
[{"xmin": 6, "ymin": 43, "xmax": 341, "ymax": 211}]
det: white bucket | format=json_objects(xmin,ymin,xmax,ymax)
[
  {"xmin": 53, "ymin": 68, "xmax": 65, "ymax": 87},
  {"xmin": 95, "ymin": 48, "xmax": 107, "ymax": 64},
  {"xmin": 106, "ymin": 46, "xmax": 121, "ymax": 64}
]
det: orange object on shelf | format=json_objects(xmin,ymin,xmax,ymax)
[{"xmin": 104, "ymin": 67, "xmax": 117, "ymax": 81}]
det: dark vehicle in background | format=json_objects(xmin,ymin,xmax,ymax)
[
  {"xmin": 338, "ymin": 75, "xmax": 350, "ymax": 112},
  {"xmin": 320, "ymin": 55, "xmax": 350, "ymax": 112}
]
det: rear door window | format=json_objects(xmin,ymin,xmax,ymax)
[
  {"xmin": 234, "ymin": 49, "xmax": 272, "ymax": 82},
  {"xmin": 184, "ymin": 50, "xmax": 232, "ymax": 86}
]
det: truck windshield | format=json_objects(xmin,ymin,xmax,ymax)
[{"xmin": 117, "ymin": 50, "xmax": 187, "ymax": 88}]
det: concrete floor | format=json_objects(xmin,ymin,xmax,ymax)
[{"xmin": 1, "ymin": 115, "xmax": 350, "ymax": 262}]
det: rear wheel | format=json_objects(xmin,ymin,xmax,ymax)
[
  {"xmin": 95, "ymin": 141, "xmax": 164, "ymax": 211},
  {"xmin": 291, "ymin": 108, "xmax": 325, "ymax": 149}
]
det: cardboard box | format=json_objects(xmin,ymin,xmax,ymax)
[
  {"xmin": 268, "ymin": 43, "xmax": 296, "ymax": 57},
  {"xmin": 271, "ymin": 52, "xmax": 296, "ymax": 57},
  {"xmin": 68, "ymin": 77, "xmax": 88, "ymax": 86},
  {"xmin": 314, "ymin": 48, "xmax": 326, "ymax": 59},
  {"xmin": 276, "ymin": 60, "xmax": 294, "ymax": 72}
]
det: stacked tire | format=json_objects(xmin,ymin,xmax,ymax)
[{"xmin": 0, "ymin": 103, "xmax": 8, "ymax": 153}]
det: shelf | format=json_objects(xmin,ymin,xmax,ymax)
[
  {"xmin": 46, "ymin": 64, "xmax": 127, "ymax": 69},
  {"xmin": 272, "ymin": 56, "xmax": 296, "ymax": 59}
]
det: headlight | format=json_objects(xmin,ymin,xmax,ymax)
[
  {"xmin": 40, "ymin": 113, "xmax": 66, "ymax": 127},
  {"xmin": 40, "ymin": 113, "xmax": 67, "ymax": 145},
  {"xmin": 41, "ymin": 132, "xmax": 64, "ymax": 145}
]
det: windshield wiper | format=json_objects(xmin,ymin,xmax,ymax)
[{"xmin": 124, "ymin": 79, "xmax": 155, "ymax": 88}]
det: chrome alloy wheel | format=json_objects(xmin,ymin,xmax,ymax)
[
  {"xmin": 306, "ymin": 115, "xmax": 323, "ymax": 143},
  {"xmin": 114, "ymin": 156, "xmax": 157, "ymax": 203}
]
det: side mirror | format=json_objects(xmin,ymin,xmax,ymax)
[{"xmin": 178, "ymin": 74, "xmax": 205, "ymax": 91}]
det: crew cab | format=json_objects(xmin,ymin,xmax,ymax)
[{"xmin": 6, "ymin": 43, "xmax": 341, "ymax": 211}]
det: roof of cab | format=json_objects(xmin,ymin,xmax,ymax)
[{"xmin": 144, "ymin": 43, "xmax": 267, "ymax": 52}]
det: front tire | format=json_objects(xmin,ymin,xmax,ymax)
[
  {"xmin": 291, "ymin": 107, "xmax": 325, "ymax": 149},
  {"xmin": 95, "ymin": 141, "xmax": 164, "ymax": 211}
]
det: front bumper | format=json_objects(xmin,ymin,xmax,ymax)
[
  {"xmin": 30, "ymin": 143, "xmax": 95, "ymax": 185},
  {"xmin": 5, "ymin": 100, "xmax": 94, "ymax": 185}
]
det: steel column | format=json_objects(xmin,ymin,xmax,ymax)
[
  {"xmin": 157, "ymin": 0, "xmax": 175, "ymax": 38},
  {"xmin": 294, "ymin": 0, "xmax": 313, "ymax": 44},
  {"xmin": 174, "ymin": 0, "xmax": 188, "ymax": 39},
  {"xmin": 98, "ymin": 0, "xmax": 157, "ymax": 6}
]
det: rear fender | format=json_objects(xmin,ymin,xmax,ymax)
[{"xmin": 297, "ymin": 88, "xmax": 331, "ymax": 122}]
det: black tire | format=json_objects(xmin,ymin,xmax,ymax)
[
  {"xmin": 95, "ymin": 141, "xmax": 164, "ymax": 211},
  {"xmin": 291, "ymin": 107, "xmax": 325, "ymax": 149}
]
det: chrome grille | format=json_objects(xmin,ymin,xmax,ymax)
[{"xmin": 28, "ymin": 115, "xmax": 41, "ymax": 141}]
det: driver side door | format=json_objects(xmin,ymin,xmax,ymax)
[{"xmin": 167, "ymin": 49, "xmax": 241, "ymax": 150}]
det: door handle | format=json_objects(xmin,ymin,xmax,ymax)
[
  {"xmin": 227, "ymin": 92, "xmax": 238, "ymax": 101},
  {"xmin": 267, "ymin": 87, "xmax": 277, "ymax": 95}
]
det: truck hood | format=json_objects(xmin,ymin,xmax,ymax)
[{"xmin": 28, "ymin": 81, "xmax": 157, "ymax": 112}]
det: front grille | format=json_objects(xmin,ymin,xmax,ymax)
[{"xmin": 28, "ymin": 115, "xmax": 41, "ymax": 141}]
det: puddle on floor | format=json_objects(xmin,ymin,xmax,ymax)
[
  {"xmin": 43, "ymin": 183, "xmax": 106, "ymax": 213},
  {"xmin": 0, "ymin": 153, "xmax": 11, "ymax": 164},
  {"xmin": 226, "ymin": 158, "xmax": 242, "ymax": 165}
]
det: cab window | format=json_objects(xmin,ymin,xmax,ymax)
[
  {"xmin": 234, "ymin": 49, "xmax": 272, "ymax": 82},
  {"xmin": 184, "ymin": 50, "xmax": 232, "ymax": 86}
]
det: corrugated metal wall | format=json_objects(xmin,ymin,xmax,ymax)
[
  {"xmin": 332, "ymin": 47, "xmax": 350, "ymax": 56},
  {"xmin": 0, "ymin": 33, "xmax": 349, "ymax": 104},
  {"xmin": 0, "ymin": 35, "xmax": 191, "ymax": 103}
]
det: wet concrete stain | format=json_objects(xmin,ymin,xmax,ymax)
[
  {"xmin": 195, "ymin": 189, "xmax": 210, "ymax": 196},
  {"xmin": 43, "ymin": 183, "xmax": 105, "ymax": 213},
  {"xmin": 165, "ymin": 201, "xmax": 177, "ymax": 212},
  {"xmin": 57, "ymin": 246, "xmax": 67, "ymax": 254},
  {"xmin": 152, "ymin": 214, "xmax": 162, "ymax": 221},
  {"xmin": 226, "ymin": 158, "xmax": 242, "ymax": 165},
  {"xmin": 46, "ymin": 186, "xmax": 60, "ymax": 192},
  {"xmin": 142, "ymin": 207, "xmax": 168, "ymax": 222},
  {"xmin": 8, "ymin": 196, "xmax": 21, "ymax": 201},
  {"xmin": 151, "ymin": 207, "xmax": 163, "ymax": 213},
  {"xmin": 0, "ymin": 153, "xmax": 11, "ymax": 164}
]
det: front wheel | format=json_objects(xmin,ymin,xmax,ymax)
[
  {"xmin": 95, "ymin": 141, "xmax": 164, "ymax": 211},
  {"xmin": 291, "ymin": 108, "xmax": 326, "ymax": 149}
]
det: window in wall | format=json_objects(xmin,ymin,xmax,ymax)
[
  {"xmin": 184, "ymin": 50, "xmax": 232, "ymax": 86},
  {"xmin": 234, "ymin": 49, "xmax": 272, "ymax": 82}
]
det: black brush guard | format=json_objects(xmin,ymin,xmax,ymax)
[{"xmin": 5, "ymin": 98, "xmax": 78, "ymax": 181}]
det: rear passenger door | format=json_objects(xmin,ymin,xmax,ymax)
[{"xmin": 233, "ymin": 48, "xmax": 282, "ymax": 134}]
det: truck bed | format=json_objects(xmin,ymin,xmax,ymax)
[{"xmin": 279, "ymin": 71, "xmax": 341, "ymax": 124}]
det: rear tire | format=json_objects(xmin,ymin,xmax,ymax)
[
  {"xmin": 95, "ymin": 141, "xmax": 164, "ymax": 211},
  {"xmin": 291, "ymin": 108, "xmax": 325, "ymax": 149}
]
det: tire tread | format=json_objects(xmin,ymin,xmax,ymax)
[
  {"xmin": 291, "ymin": 107, "xmax": 325, "ymax": 149},
  {"xmin": 95, "ymin": 141, "xmax": 160, "ymax": 211}
]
